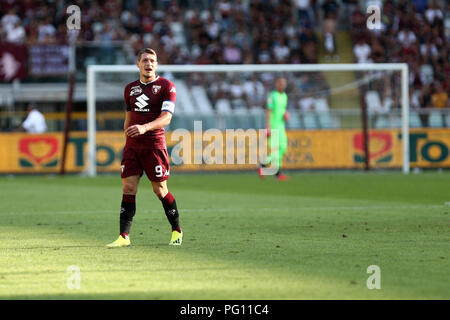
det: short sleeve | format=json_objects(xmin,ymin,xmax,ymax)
[
  {"xmin": 266, "ymin": 92, "xmax": 275, "ymax": 110},
  {"xmin": 161, "ymin": 81, "xmax": 176, "ymax": 114},
  {"xmin": 124, "ymin": 84, "xmax": 131, "ymax": 111}
]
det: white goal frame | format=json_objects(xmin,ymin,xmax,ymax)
[{"xmin": 87, "ymin": 63, "xmax": 409, "ymax": 176}]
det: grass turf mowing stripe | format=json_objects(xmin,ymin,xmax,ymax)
[{"xmin": 0, "ymin": 173, "xmax": 449, "ymax": 299}]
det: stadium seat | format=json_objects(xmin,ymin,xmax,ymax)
[
  {"xmin": 249, "ymin": 107, "xmax": 265, "ymax": 129},
  {"xmin": 231, "ymin": 98, "xmax": 247, "ymax": 110},
  {"xmin": 429, "ymin": 111, "xmax": 443, "ymax": 128},
  {"xmin": 191, "ymin": 86, "xmax": 214, "ymax": 115},
  {"xmin": 199, "ymin": 114, "xmax": 217, "ymax": 130},
  {"xmin": 173, "ymin": 80, "xmax": 196, "ymax": 114},
  {"xmin": 409, "ymin": 111, "xmax": 421, "ymax": 128},
  {"xmin": 287, "ymin": 111, "xmax": 302, "ymax": 129},
  {"xmin": 374, "ymin": 116, "xmax": 389, "ymax": 128},
  {"xmin": 365, "ymin": 91, "xmax": 382, "ymax": 114},
  {"xmin": 232, "ymin": 107, "xmax": 252, "ymax": 129},
  {"xmin": 318, "ymin": 112, "xmax": 333, "ymax": 128},
  {"xmin": 215, "ymin": 99, "xmax": 232, "ymax": 114},
  {"xmin": 302, "ymin": 112, "xmax": 318, "ymax": 129},
  {"xmin": 168, "ymin": 115, "xmax": 186, "ymax": 130},
  {"xmin": 315, "ymin": 98, "xmax": 329, "ymax": 112},
  {"xmin": 315, "ymin": 98, "xmax": 332, "ymax": 128}
]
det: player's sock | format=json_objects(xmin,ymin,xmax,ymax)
[
  {"xmin": 160, "ymin": 191, "xmax": 181, "ymax": 232},
  {"xmin": 120, "ymin": 194, "xmax": 136, "ymax": 235}
]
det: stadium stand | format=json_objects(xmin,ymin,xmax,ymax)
[{"xmin": 0, "ymin": 0, "xmax": 449, "ymax": 131}]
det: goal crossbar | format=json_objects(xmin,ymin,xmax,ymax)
[{"xmin": 87, "ymin": 63, "xmax": 409, "ymax": 176}]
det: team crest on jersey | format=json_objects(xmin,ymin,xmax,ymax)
[
  {"xmin": 152, "ymin": 85, "xmax": 161, "ymax": 94},
  {"xmin": 130, "ymin": 86, "xmax": 142, "ymax": 96}
]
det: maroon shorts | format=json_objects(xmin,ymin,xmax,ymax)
[{"xmin": 121, "ymin": 147, "xmax": 170, "ymax": 182}]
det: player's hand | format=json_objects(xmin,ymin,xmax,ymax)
[
  {"xmin": 284, "ymin": 111, "xmax": 290, "ymax": 122},
  {"xmin": 126, "ymin": 124, "xmax": 147, "ymax": 137}
]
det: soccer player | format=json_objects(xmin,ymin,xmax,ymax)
[
  {"xmin": 258, "ymin": 77, "xmax": 290, "ymax": 180},
  {"xmin": 107, "ymin": 48, "xmax": 182, "ymax": 247}
]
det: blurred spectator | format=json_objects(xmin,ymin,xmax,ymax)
[
  {"xmin": 6, "ymin": 19, "xmax": 25, "ymax": 43},
  {"xmin": 397, "ymin": 26, "xmax": 417, "ymax": 49},
  {"xmin": 424, "ymin": 0, "xmax": 443, "ymax": 26},
  {"xmin": 299, "ymin": 27, "xmax": 319, "ymax": 63},
  {"xmin": 418, "ymin": 85, "xmax": 433, "ymax": 127},
  {"xmin": 321, "ymin": 0, "xmax": 340, "ymax": 61},
  {"xmin": 294, "ymin": 0, "xmax": 313, "ymax": 25},
  {"xmin": 272, "ymin": 36, "xmax": 290, "ymax": 64},
  {"xmin": 229, "ymin": 76, "xmax": 246, "ymax": 109},
  {"xmin": 353, "ymin": 36, "xmax": 372, "ymax": 63},
  {"xmin": 16, "ymin": 105, "xmax": 47, "ymax": 134},
  {"xmin": 37, "ymin": 17, "xmax": 56, "ymax": 43},
  {"xmin": 431, "ymin": 82, "xmax": 449, "ymax": 126},
  {"xmin": 223, "ymin": 40, "xmax": 242, "ymax": 64},
  {"xmin": 1, "ymin": 7, "xmax": 19, "ymax": 33},
  {"xmin": 243, "ymin": 74, "xmax": 265, "ymax": 109}
]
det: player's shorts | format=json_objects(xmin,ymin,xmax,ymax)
[{"xmin": 121, "ymin": 146, "xmax": 170, "ymax": 182}]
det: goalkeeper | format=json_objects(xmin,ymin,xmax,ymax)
[{"xmin": 258, "ymin": 76, "xmax": 290, "ymax": 181}]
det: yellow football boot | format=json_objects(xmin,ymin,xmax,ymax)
[
  {"xmin": 169, "ymin": 230, "xmax": 183, "ymax": 246},
  {"xmin": 106, "ymin": 235, "xmax": 131, "ymax": 248}
]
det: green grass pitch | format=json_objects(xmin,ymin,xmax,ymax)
[{"xmin": 0, "ymin": 172, "xmax": 449, "ymax": 299}]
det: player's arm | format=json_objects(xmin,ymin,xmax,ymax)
[
  {"xmin": 123, "ymin": 84, "xmax": 132, "ymax": 134},
  {"xmin": 266, "ymin": 92, "xmax": 274, "ymax": 136},
  {"xmin": 265, "ymin": 109, "xmax": 272, "ymax": 129},
  {"xmin": 126, "ymin": 111, "xmax": 172, "ymax": 138},
  {"xmin": 124, "ymin": 111, "xmax": 131, "ymax": 131}
]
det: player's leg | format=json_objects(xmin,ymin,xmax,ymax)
[
  {"xmin": 276, "ymin": 130, "xmax": 289, "ymax": 180},
  {"xmin": 107, "ymin": 147, "xmax": 142, "ymax": 247},
  {"xmin": 258, "ymin": 128, "xmax": 279, "ymax": 178},
  {"xmin": 119, "ymin": 175, "xmax": 140, "ymax": 239},
  {"xmin": 106, "ymin": 175, "xmax": 140, "ymax": 247},
  {"xmin": 144, "ymin": 148, "xmax": 182, "ymax": 245},
  {"xmin": 151, "ymin": 180, "xmax": 183, "ymax": 245}
]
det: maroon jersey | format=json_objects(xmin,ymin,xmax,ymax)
[{"xmin": 124, "ymin": 76, "xmax": 176, "ymax": 149}]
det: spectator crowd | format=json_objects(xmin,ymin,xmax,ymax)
[
  {"xmin": 350, "ymin": 0, "xmax": 449, "ymax": 125},
  {"xmin": 0, "ymin": 0, "xmax": 449, "ymax": 122}
]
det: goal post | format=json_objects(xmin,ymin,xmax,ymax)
[{"xmin": 86, "ymin": 63, "xmax": 409, "ymax": 176}]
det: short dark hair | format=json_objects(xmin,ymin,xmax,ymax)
[{"xmin": 137, "ymin": 48, "xmax": 157, "ymax": 61}]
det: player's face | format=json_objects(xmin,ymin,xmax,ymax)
[
  {"xmin": 137, "ymin": 53, "xmax": 158, "ymax": 80},
  {"xmin": 275, "ymin": 78, "xmax": 287, "ymax": 92}
]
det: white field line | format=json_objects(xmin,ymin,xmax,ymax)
[{"xmin": 1, "ymin": 205, "xmax": 444, "ymax": 216}]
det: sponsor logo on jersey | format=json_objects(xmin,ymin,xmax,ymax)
[
  {"xmin": 134, "ymin": 93, "xmax": 150, "ymax": 111},
  {"xmin": 130, "ymin": 86, "xmax": 142, "ymax": 96},
  {"xmin": 152, "ymin": 85, "xmax": 161, "ymax": 94}
]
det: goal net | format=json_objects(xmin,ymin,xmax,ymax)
[{"xmin": 86, "ymin": 63, "xmax": 409, "ymax": 176}]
